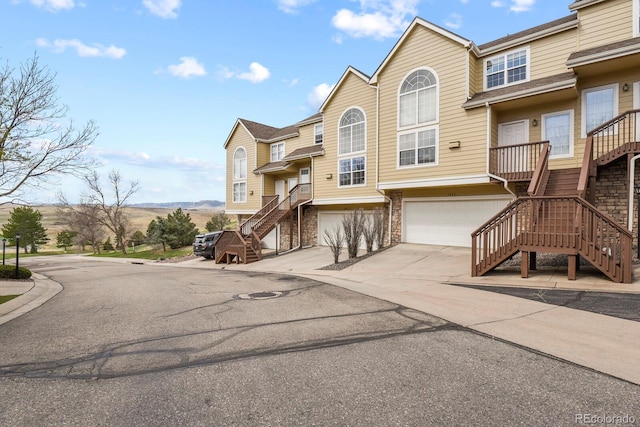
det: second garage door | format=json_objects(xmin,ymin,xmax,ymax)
[{"xmin": 403, "ymin": 196, "xmax": 512, "ymax": 247}]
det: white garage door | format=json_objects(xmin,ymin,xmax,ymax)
[
  {"xmin": 318, "ymin": 211, "xmax": 372, "ymax": 249},
  {"xmin": 403, "ymin": 197, "xmax": 512, "ymax": 247}
]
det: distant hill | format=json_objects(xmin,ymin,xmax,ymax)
[{"xmin": 130, "ymin": 200, "xmax": 225, "ymax": 209}]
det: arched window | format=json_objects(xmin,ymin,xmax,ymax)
[
  {"xmin": 399, "ymin": 69, "xmax": 438, "ymax": 128},
  {"xmin": 339, "ymin": 108, "xmax": 365, "ymax": 155},
  {"xmin": 233, "ymin": 147, "xmax": 247, "ymax": 202}
]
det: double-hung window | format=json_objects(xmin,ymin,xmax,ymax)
[
  {"xmin": 314, "ymin": 124, "xmax": 323, "ymax": 145},
  {"xmin": 338, "ymin": 108, "xmax": 366, "ymax": 187},
  {"xmin": 542, "ymin": 110, "xmax": 573, "ymax": 158},
  {"xmin": 398, "ymin": 128, "xmax": 437, "ymax": 167},
  {"xmin": 397, "ymin": 68, "xmax": 439, "ymax": 168},
  {"xmin": 582, "ymin": 84, "xmax": 618, "ymax": 137},
  {"xmin": 484, "ymin": 48, "xmax": 529, "ymax": 90},
  {"xmin": 233, "ymin": 147, "xmax": 247, "ymax": 203},
  {"xmin": 270, "ymin": 142, "xmax": 285, "ymax": 162}
]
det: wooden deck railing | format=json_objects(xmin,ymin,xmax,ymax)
[
  {"xmin": 289, "ymin": 183, "xmax": 312, "ymax": 207},
  {"xmin": 471, "ymin": 196, "xmax": 632, "ymax": 282},
  {"xmin": 214, "ymin": 230, "xmax": 245, "ymax": 264},
  {"xmin": 489, "ymin": 141, "xmax": 549, "ymax": 181},
  {"xmin": 589, "ymin": 109, "xmax": 640, "ymax": 164}
]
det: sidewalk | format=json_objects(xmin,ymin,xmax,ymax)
[{"xmin": 2, "ymin": 245, "xmax": 639, "ymax": 384}]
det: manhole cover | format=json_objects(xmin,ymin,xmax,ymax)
[{"xmin": 235, "ymin": 291, "xmax": 286, "ymax": 300}]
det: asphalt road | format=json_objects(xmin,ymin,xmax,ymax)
[{"xmin": 0, "ymin": 256, "xmax": 638, "ymax": 426}]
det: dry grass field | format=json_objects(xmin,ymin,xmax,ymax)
[{"xmin": 0, "ymin": 204, "xmax": 230, "ymax": 251}]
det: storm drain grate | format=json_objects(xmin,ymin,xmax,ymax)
[{"xmin": 235, "ymin": 291, "xmax": 286, "ymax": 300}]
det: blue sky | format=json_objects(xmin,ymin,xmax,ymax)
[{"xmin": 2, "ymin": 0, "xmax": 573, "ymax": 204}]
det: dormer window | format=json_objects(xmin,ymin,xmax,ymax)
[
  {"xmin": 484, "ymin": 47, "xmax": 530, "ymax": 90},
  {"xmin": 315, "ymin": 124, "xmax": 323, "ymax": 145}
]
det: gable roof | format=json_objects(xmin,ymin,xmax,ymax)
[
  {"xmin": 319, "ymin": 66, "xmax": 372, "ymax": 112},
  {"xmin": 476, "ymin": 14, "xmax": 578, "ymax": 56},
  {"xmin": 224, "ymin": 113, "xmax": 323, "ymax": 148},
  {"xmin": 567, "ymin": 37, "xmax": 640, "ymax": 67},
  {"xmin": 569, "ymin": 0, "xmax": 608, "ymax": 11},
  {"xmin": 370, "ymin": 16, "xmax": 471, "ymax": 84}
]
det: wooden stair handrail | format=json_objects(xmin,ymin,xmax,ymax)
[
  {"xmin": 527, "ymin": 141, "xmax": 550, "ymax": 196},
  {"xmin": 577, "ymin": 134, "xmax": 594, "ymax": 198},
  {"xmin": 239, "ymin": 195, "xmax": 279, "ymax": 236},
  {"xmin": 471, "ymin": 196, "xmax": 632, "ymax": 282}
]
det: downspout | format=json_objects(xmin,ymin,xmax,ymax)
[
  {"xmin": 627, "ymin": 154, "xmax": 640, "ymax": 231},
  {"xmin": 485, "ymin": 102, "xmax": 516, "ymax": 197},
  {"xmin": 374, "ymin": 76, "xmax": 392, "ymax": 247}
]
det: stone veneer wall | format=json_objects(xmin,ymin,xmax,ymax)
[
  {"xmin": 592, "ymin": 158, "xmax": 640, "ymax": 255},
  {"xmin": 277, "ymin": 214, "xmax": 299, "ymax": 251},
  {"xmin": 302, "ymin": 205, "xmax": 318, "ymax": 246},
  {"xmin": 390, "ymin": 190, "xmax": 403, "ymax": 244}
]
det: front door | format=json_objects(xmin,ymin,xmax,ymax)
[
  {"xmin": 300, "ymin": 167, "xmax": 310, "ymax": 184},
  {"xmin": 498, "ymin": 120, "xmax": 529, "ymax": 173},
  {"xmin": 275, "ymin": 180, "xmax": 285, "ymax": 203}
]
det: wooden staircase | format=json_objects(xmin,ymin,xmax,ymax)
[
  {"xmin": 214, "ymin": 183, "xmax": 312, "ymax": 264},
  {"xmin": 472, "ymin": 110, "xmax": 640, "ymax": 283}
]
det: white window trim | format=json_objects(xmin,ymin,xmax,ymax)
[
  {"xmin": 314, "ymin": 124, "xmax": 323, "ymax": 145},
  {"xmin": 232, "ymin": 146, "xmax": 247, "ymax": 203},
  {"xmin": 397, "ymin": 67, "xmax": 440, "ymax": 131},
  {"xmin": 581, "ymin": 83, "xmax": 619, "ymax": 138},
  {"xmin": 483, "ymin": 46, "xmax": 531, "ymax": 91},
  {"xmin": 634, "ymin": 0, "xmax": 640, "ymax": 37},
  {"xmin": 232, "ymin": 182, "xmax": 247, "ymax": 203},
  {"xmin": 337, "ymin": 106, "xmax": 367, "ymax": 157},
  {"xmin": 396, "ymin": 126, "xmax": 439, "ymax": 169},
  {"xmin": 270, "ymin": 142, "xmax": 285, "ymax": 162},
  {"xmin": 541, "ymin": 110, "xmax": 575, "ymax": 159},
  {"xmin": 337, "ymin": 155, "xmax": 367, "ymax": 188}
]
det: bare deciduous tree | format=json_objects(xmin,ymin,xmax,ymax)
[
  {"xmin": 362, "ymin": 213, "xmax": 376, "ymax": 254},
  {"xmin": 0, "ymin": 53, "xmax": 98, "ymax": 204},
  {"xmin": 58, "ymin": 203, "xmax": 106, "ymax": 254},
  {"xmin": 58, "ymin": 169, "xmax": 138, "ymax": 254},
  {"xmin": 342, "ymin": 209, "xmax": 366, "ymax": 259},
  {"xmin": 323, "ymin": 224, "xmax": 345, "ymax": 264},
  {"xmin": 373, "ymin": 207, "xmax": 386, "ymax": 250}
]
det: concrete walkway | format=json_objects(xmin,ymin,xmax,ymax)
[{"xmin": 1, "ymin": 244, "xmax": 639, "ymax": 384}]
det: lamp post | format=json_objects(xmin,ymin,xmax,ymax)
[
  {"xmin": 15, "ymin": 233, "xmax": 21, "ymax": 279},
  {"xmin": 2, "ymin": 238, "xmax": 5, "ymax": 265},
  {"xmin": 636, "ymin": 185, "xmax": 640, "ymax": 260}
]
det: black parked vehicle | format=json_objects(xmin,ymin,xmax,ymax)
[{"xmin": 193, "ymin": 231, "xmax": 222, "ymax": 259}]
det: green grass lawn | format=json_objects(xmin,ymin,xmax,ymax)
[
  {"xmin": 0, "ymin": 295, "xmax": 19, "ymax": 304},
  {"xmin": 89, "ymin": 245, "xmax": 193, "ymax": 260}
]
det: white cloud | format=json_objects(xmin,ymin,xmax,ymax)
[
  {"xmin": 167, "ymin": 57, "xmax": 207, "ymax": 78},
  {"xmin": 491, "ymin": 0, "xmax": 534, "ymax": 12},
  {"xmin": 331, "ymin": 0, "xmax": 418, "ymax": 40},
  {"xmin": 444, "ymin": 13, "xmax": 462, "ymax": 30},
  {"xmin": 220, "ymin": 63, "xmax": 271, "ymax": 84},
  {"xmin": 36, "ymin": 38, "xmax": 126, "ymax": 59},
  {"xmin": 510, "ymin": 0, "xmax": 535, "ymax": 12},
  {"xmin": 142, "ymin": 0, "xmax": 181, "ymax": 19},
  {"xmin": 277, "ymin": 0, "xmax": 317, "ymax": 14},
  {"xmin": 29, "ymin": 0, "xmax": 75, "ymax": 12},
  {"xmin": 92, "ymin": 148, "xmax": 217, "ymax": 170},
  {"xmin": 307, "ymin": 83, "xmax": 335, "ymax": 109}
]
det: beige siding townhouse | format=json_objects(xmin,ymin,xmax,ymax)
[{"xmin": 221, "ymin": 0, "xmax": 640, "ymax": 283}]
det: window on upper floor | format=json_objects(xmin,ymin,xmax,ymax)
[
  {"xmin": 338, "ymin": 108, "xmax": 366, "ymax": 155},
  {"xmin": 398, "ymin": 128, "xmax": 438, "ymax": 167},
  {"xmin": 233, "ymin": 147, "xmax": 247, "ymax": 203},
  {"xmin": 270, "ymin": 142, "xmax": 285, "ymax": 162},
  {"xmin": 542, "ymin": 110, "xmax": 574, "ymax": 158},
  {"xmin": 484, "ymin": 47, "xmax": 530, "ymax": 90},
  {"xmin": 338, "ymin": 156, "xmax": 366, "ymax": 187},
  {"xmin": 581, "ymin": 84, "xmax": 618, "ymax": 138},
  {"xmin": 399, "ymin": 69, "xmax": 438, "ymax": 128},
  {"xmin": 315, "ymin": 124, "xmax": 323, "ymax": 145}
]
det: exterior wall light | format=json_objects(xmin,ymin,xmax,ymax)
[{"xmin": 326, "ymin": 173, "xmax": 332, "ymax": 179}]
